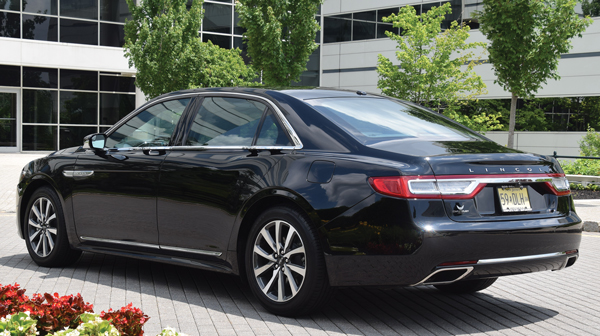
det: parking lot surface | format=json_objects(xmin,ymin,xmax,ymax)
[{"xmin": 2, "ymin": 153, "xmax": 600, "ymax": 335}]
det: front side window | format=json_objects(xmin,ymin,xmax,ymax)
[
  {"xmin": 186, "ymin": 97, "xmax": 266, "ymax": 146},
  {"xmin": 106, "ymin": 98, "xmax": 190, "ymax": 148}
]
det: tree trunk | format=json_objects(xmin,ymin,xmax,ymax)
[{"xmin": 507, "ymin": 92, "xmax": 517, "ymax": 149}]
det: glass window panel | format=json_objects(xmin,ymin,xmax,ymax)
[
  {"xmin": 22, "ymin": 15, "xmax": 58, "ymax": 41},
  {"xmin": 330, "ymin": 14, "xmax": 351, "ymax": 19},
  {"xmin": 233, "ymin": 9, "xmax": 245, "ymax": 35},
  {"xmin": 100, "ymin": 126, "xmax": 110, "ymax": 133},
  {"xmin": 377, "ymin": 8, "xmax": 399, "ymax": 22},
  {"xmin": 61, "ymin": 0, "xmax": 98, "ymax": 19},
  {"xmin": 106, "ymin": 98, "xmax": 190, "ymax": 148},
  {"xmin": 202, "ymin": 33, "xmax": 231, "ymax": 49},
  {"xmin": 60, "ymin": 19, "xmax": 98, "ymax": 45},
  {"xmin": 60, "ymin": 69, "xmax": 98, "ymax": 91},
  {"xmin": 0, "ymin": 120, "xmax": 17, "ymax": 147},
  {"xmin": 411, "ymin": 5, "xmax": 422, "ymax": 16},
  {"xmin": 422, "ymin": 3, "xmax": 438, "ymax": 14},
  {"xmin": 0, "ymin": 12, "xmax": 21, "ymax": 38},
  {"xmin": 100, "ymin": 23, "xmax": 125, "ymax": 47},
  {"xmin": 0, "ymin": 92, "xmax": 17, "ymax": 119},
  {"xmin": 353, "ymin": 21, "xmax": 375, "ymax": 41},
  {"xmin": 0, "ymin": 65, "xmax": 21, "ymax": 87},
  {"xmin": 233, "ymin": 36, "xmax": 249, "ymax": 64},
  {"xmin": 324, "ymin": 17, "xmax": 351, "ymax": 43},
  {"xmin": 377, "ymin": 23, "xmax": 398, "ymax": 38},
  {"xmin": 0, "ymin": 0, "xmax": 19, "ymax": 10},
  {"xmin": 100, "ymin": 93, "xmax": 135, "ymax": 125},
  {"xmin": 23, "ymin": 89, "xmax": 58, "ymax": 123},
  {"xmin": 22, "ymin": 0, "xmax": 58, "ymax": 15},
  {"xmin": 22, "ymin": 125, "xmax": 57, "ymax": 151},
  {"xmin": 23, "ymin": 67, "xmax": 58, "ymax": 88},
  {"xmin": 100, "ymin": 0, "xmax": 132, "ymax": 22},
  {"xmin": 441, "ymin": 0, "xmax": 461, "ymax": 29},
  {"xmin": 0, "ymin": 93, "xmax": 17, "ymax": 147},
  {"xmin": 60, "ymin": 91, "xmax": 98, "ymax": 125},
  {"xmin": 354, "ymin": 10, "xmax": 376, "ymax": 22},
  {"xmin": 100, "ymin": 76, "xmax": 135, "ymax": 92},
  {"xmin": 203, "ymin": 3, "xmax": 232, "ymax": 34},
  {"xmin": 256, "ymin": 110, "xmax": 291, "ymax": 146},
  {"xmin": 60, "ymin": 126, "xmax": 97, "ymax": 149},
  {"xmin": 186, "ymin": 97, "xmax": 266, "ymax": 146}
]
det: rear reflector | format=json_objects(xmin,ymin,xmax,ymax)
[{"xmin": 564, "ymin": 249, "xmax": 578, "ymax": 255}]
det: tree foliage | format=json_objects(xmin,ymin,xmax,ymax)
[
  {"xmin": 582, "ymin": 0, "xmax": 600, "ymax": 16},
  {"xmin": 124, "ymin": 0, "xmax": 256, "ymax": 99},
  {"xmin": 477, "ymin": 0, "xmax": 592, "ymax": 148},
  {"xmin": 376, "ymin": 3, "xmax": 487, "ymax": 112},
  {"xmin": 236, "ymin": 0, "xmax": 321, "ymax": 86},
  {"xmin": 580, "ymin": 126, "xmax": 600, "ymax": 157}
]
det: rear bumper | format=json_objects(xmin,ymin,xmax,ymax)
[{"xmin": 325, "ymin": 213, "xmax": 582, "ymax": 286}]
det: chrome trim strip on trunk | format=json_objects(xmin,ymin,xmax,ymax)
[
  {"xmin": 63, "ymin": 170, "xmax": 94, "ymax": 178},
  {"xmin": 477, "ymin": 251, "xmax": 567, "ymax": 264},
  {"xmin": 79, "ymin": 236, "xmax": 222, "ymax": 256}
]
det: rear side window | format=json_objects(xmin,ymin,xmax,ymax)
[
  {"xmin": 256, "ymin": 110, "xmax": 292, "ymax": 146},
  {"xmin": 186, "ymin": 97, "xmax": 267, "ymax": 146},
  {"xmin": 306, "ymin": 97, "xmax": 486, "ymax": 144}
]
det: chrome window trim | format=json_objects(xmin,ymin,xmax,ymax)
[
  {"xmin": 79, "ymin": 236, "xmax": 222, "ymax": 256},
  {"xmin": 477, "ymin": 251, "xmax": 567, "ymax": 265},
  {"xmin": 104, "ymin": 92, "xmax": 303, "ymax": 151}
]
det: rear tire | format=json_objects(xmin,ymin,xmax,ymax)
[
  {"xmin": 24, "ymin": 186, "xmax": 82, "ymax": 267},
  {"xmin": 245, "ymin": 206, "xmax": 333, "ymax": 316},
  {"xmin": 434, "ymin": 277, "xmax": 498, "ymax": 294}
]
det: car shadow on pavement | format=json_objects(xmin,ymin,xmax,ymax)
[{"xmin": 0, "ymin": 250, "xmax": 560, "ymax": 335}]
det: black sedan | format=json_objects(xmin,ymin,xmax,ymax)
[{"xmin": 16, "ymin": 88, "xmax": 581, "ymax": 316}]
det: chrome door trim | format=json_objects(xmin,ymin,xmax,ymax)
[
  {"xmin": 63, "ymin": 170, "xmax": 94, "ymax": 178},
  {"xmin": 79, "ymin": 236, "xmax": 222, "ymax": 256}
]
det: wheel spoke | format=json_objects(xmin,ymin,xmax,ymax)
[
  {"xmin": 284, "ymin": 246, "xmax": 305, "ymax": 258},
  {"xmin": 31, "ymin": 203, "xmax": 43, "ymax": 222},
  {"xmin": 46, "ymin": 213, "xmax": 56, "ymax": 223},
  {"xmin": 47, "ymin": 228, "xmax": 57, "ymax": 235},
  {"xmin": 284, "ymin": 265, "xmax": 299, "ymax": 296},
  {"xmin": 287, "ymin": 264, "xmax": 306, "ymax": 277},
  {"xmin": 45, "ymin": 231, "xmax": 54, "ymax": 251},
  {"xmin": 261, "ymin": 270, "xmax": 278, "ymax": 295},
  {"xmin": 283, "ymin": 226, "xmax": 297, "ymax": 252},
  {"xmin": 28, "ymin": 219, "xmax": 42, "ymax": 229},
  {"xmin": 254, "ymin": 245, "xmax": 276, "ymax": 262},
  {"xmin": 277, "ymin": 269, "xmax": 284, "ymax": 302},
  {"xmin": 42, "ymin": 234, "xmax": 48, "ymax": 257},
  {"xmin": 275, "ymin": 220, "xmax": 281, "ymax": 252},
  {"xmin": 44, "ymin": 199, "xmax": 51, "ymax": 222},
  {"xmin": 254, "ymin": 262, "xmax": 274, "ymax": 277},
  {"xmin": 29, "ymin": 229, "xmax": 42, "ymax": 241},
  {"xmin": 260, "ymin": 227, "xmax": 277, "ymax": 252}
]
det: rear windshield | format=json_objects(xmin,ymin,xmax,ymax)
[{"xmin": 305, "ymin": 97, "xmax": 486, "ymax": 144}]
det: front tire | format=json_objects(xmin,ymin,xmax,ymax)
[
  {"xmin": 245, "ymin": 206, "xmax": 332, "ymax": 316},
  {"xmin": 434, "ymin": 277, "xmax": 498, "ymax": 294},
  {"xmin": 24, "ymin": 186, "xmax": 81, "ymax": 267}
]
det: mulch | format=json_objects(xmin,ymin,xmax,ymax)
[{"xmin": 571, "ymin": 190, "xmax": 600, "ymax": 199}]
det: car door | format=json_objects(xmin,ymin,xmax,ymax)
[
  {"xmin": 70, "ymin": 96, "xmax": 193, "ymax": 247},
  {"xmin": 157, "ymin": 94, "xmax": 295, "ymax": 261}
]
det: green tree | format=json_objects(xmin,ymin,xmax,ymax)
[
  {"xmin": 376, "ymin": 3, "xmax": 487, "ymax": 115},
  {"xmin": 582, "ymin": 0, "xmax": 600, "ymax": 16},
  {"xmin": 477, "ymin": 0, "xmax": 592, "ymax": 148},
  {"xmin": 236, "ymin": 0, "xmax": 321, "ymax": 86},
  {"xmin": 124, "ymin": 0, "xmax": 256, "ymax": 99}
]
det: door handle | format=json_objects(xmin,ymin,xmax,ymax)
[{"xmin": 145, "ymin": 149, "xmax": 165, "ymax": 156}]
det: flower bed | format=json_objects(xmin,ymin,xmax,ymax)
[{"xmin": 0, "ymin": 284, "xmax": 186, "ymax": 336}]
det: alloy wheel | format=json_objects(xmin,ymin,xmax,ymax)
[
  {"xmin": 252, "ymin": 220, "xmax": 306, "ymax": 302},
  {"xmin": 27, "ymin": 197, "xmax": 58, "ymax": 258}
]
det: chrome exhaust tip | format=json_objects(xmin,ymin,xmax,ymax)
[{"xmin": 412, "ymin": 267, "xmax": 474, "ymax": 286}]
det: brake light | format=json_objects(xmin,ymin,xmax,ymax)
[{"xmin": 545, "ymin": 176, "xmax": 571, "ymax": 196}]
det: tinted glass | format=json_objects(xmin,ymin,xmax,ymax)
[
  {"xmin": 106, "ymin": 98, "xmax": 190, "ymax": 148},
  {"xmin": 60, "ymin": 19, "xmax": 98, "ymax": 45},
  {"xmin": 256, "ymin": 111, "xmax": 291, "ymax": 146},
  {"xmin": 0, "ymin": 0, "xmax": 18, "ymax": 10},
  {"xmin": 22, "ymin": 125, "xmax": 57, "ymax": 150},
  {"xmin": 0, "ymin": 93, "xmax": 17, "ymax": 147},
  {"xmin": 233, "ymin": 10, "xmax": 245, "ymax": 35},
  {"xmin": 60, "ymin": 126, "xmax": 97, "ymax": 149},
  {"xmin": 377, "ymin": 8, "xmax": 399, "ymax": 22},
  {"xmin": 0, "ymin": 65, "xmax": 21, "ymax": 86},
  {"xmin": 22, "ymin": 15, "xmax": 58, "ymax": 41},
  {"xmin": 0, "ymin": 120, "xmax": 16, "ymax": 147},
  {"xmin": 354, "ymin": 11, "xmax": 376, "ymax": 21},
  {"xmin": 377, "ymin": 23, "xmax": 398, "ymax": 38},
  {"xmin": 61, "ymin": 0, "xmax": 98, "ymax": 19},
  {"xmin": 100, "ymin": 0, "xmax": 131, "ymax": 22},
  {"xmin": 23, "ymin": 67, "xmax": 58, "ymax": 88},
  {"xmin": 0, "ymin": 93, "xmax": 16, "ymax": 119},
  {"xmin": 186, "ymin": 97, "xmax": 266, "ymax": 146},
  {"xmin": 330, "ymin": 14, "xmax": 351, "ymax": 19},
  {"xmin": 22, "ymin": 0, "xmax": 58, "ymax": 15},
  {"xmin": 60, "ymin": 91, "xmax": 98, "ymax": 124},
  {"xmin": 442, "ymin": 0, "xmax": 461, "ymax": 29},
  {"xmin": 100, "ymin": 23, "xmax": 124, "ymax": 47},
  {"xmin": 100, "ymin": 76, "xmax": 135, "ymax": 92},
  {"xmin": 422, "ymin": 3, "xmax": 437, "ymax": 14},
  {"xmin": 203, "ymin": 33, "xmax": 231, "ymax": 49},
  {"xmin": 292, "ymin": 47, "xmax": 319, "ymax": 86},
  {"xmin": 353, "ymin": 21, "xmax": 375, "ymax": 40},
  {"xmin": 203, "ymin": 3, "xmax": 231, "ymax": 33},
  {"xmin": 0, "ymin": 12, "xmax": 20, "ymax": 38},
  {"xmin": 23, "ymin": 90, "xmax": 58, "ymax": 123},
  {"xmin": 61, "ymin": 69, "xmax": 98, "ymax": 90},
  {"xmin": 324, "ymin": 17, "xmax": 351, "ymax": 43},
  {"xmin": 307, "ymin": 98, "xmax": 487, "ymax": 144},
  {"xmin": 233, "ymin": 37, "xmax": 249, "ymax": 64},
  {"xmin": 100, "ymin": 93, "xmax": 135, "ymax": 125}
]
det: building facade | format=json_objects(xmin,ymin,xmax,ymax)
[{"xmin": 0, "ymin": 0, "xmax": 599, "ymax": 152}]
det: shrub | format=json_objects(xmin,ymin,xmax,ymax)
[
  {"xmin": 0, "ymin": 284, "xmax": 28, "ymax": 318},
  {"xmin": 27, "ymin": 293, "xmax": 94, "ymax": 334},
  {"xmin": 100, "ymin": 304, "xmax": 149, "ymax": 336},
  {"xmin": 0, "ymin": 312, "xmax": 38, "ymax": 336},
  {"xmin": 560, "ymin": 159, "xmax": 600, "ymax": 176},
  {"xmin": 579, "ymin": 126, "xmax": 600, "ymax": 157},
  {"xmin": 51, "ymin": 313, "xmax": 120, "ymax": 336}
]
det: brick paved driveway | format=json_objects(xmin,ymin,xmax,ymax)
[{"xmin": 1, "ymin": 212, "xmax": 599, "ymax": 336}]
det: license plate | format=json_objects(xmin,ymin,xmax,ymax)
[{"xmin": 498, "ymin": 187, "xmax": 532, "ymax": 212}]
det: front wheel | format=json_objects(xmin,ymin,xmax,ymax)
[
  {"xmin": 245, "ymin": 206, "xmax": 333, "ymax": 316},
  {"xmin": 24, "ymin": 187, "xmax": 82, "ymax": 267},
  {"xmin": 434, "ymin": 277, "xmax": 498, "ymax": 294}
]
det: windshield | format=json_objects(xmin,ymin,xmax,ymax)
[{"xmin": 306, "ymin": 97, "xmax": 486, "ymax": 144}]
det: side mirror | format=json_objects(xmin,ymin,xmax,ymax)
[{"xmin": 83, "ymin": 133, "xmax": 107, "ymax": 150}]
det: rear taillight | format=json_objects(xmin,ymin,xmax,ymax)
[{"xmin": 369, "ymin": 173, "xmax": 571, "ymax": 199}]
